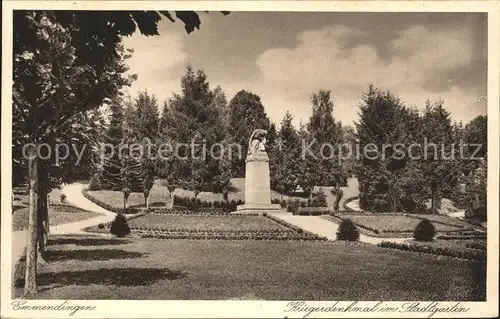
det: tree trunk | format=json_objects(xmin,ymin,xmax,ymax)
[
  {"xmin": 36, "ymin": 164, "xmax": 49, "ymax": 262},
  {"xmin": 144, "ymin": 194, "xmax": 149, "ymax": 208},
  {"xmin": 123, "ymin": 193, "xmax": 129, "ymax": 209},
  {"xmin": 24, "ymin": 150, "xmax": 38, "ymax": 298},
  {"xmin": 36, "ymin": 186, "xmax": 48, "ymax": 263},
  {"xmin": 431, "ymin": 188, "xmax": 437, "ymax": 214},
  {"xmin": 166, "ymin": 187, "xmax": 175, "ymax": 209}
]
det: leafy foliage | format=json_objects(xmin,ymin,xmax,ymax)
[
  {"xmin": 336, "ymin": 219, "xmax": 360, "ymax": 241},
  {"xmin": 311, "ymin": 188, "xmax": 328, "ymax": 207},
  {"xmin": 109, "ymin": 214, "xmax": 131, "ymax": 237},
  {"xmin": 413, "ymin": 218, "xmax": 436, "ymax": 242},
  {"xmin": 227, "ymin": 90, "xmax": 273, "ymax": 177}
]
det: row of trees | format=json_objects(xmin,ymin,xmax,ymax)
[
  {"xmin": 94, "ymin": 66, "xmax": 355, "ymax": 207},
  {"xmin": 356, "ymin": 85, "xmax": 487, "ymax": 218}
]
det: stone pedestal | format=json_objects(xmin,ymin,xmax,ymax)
[{"xmin": 233, "ymin": 151, "xmax": 280, "ymax": 215}]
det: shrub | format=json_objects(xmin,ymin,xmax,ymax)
[
  {"xmin": 336, "ymin": 219, "xmax": 360, "ymax": 241},
  {"xmin": 60, "ymin": 193, "xmax": 67, "ymax": 203},
  {"xmin": 263, "ymin": 212, "xmax": 268, "ymax": 217},
  {"xmin": 287, "ymin": 199, "xmax": 301, "ymax": 214},
  {"xmin": 413, "ymin": 218, "xmax": 436, "ymax": 242},
  {"xmin": 98, "ymin": 223, "xmax": 105, "ymax": 229},
  {"xmin": 110, "ymin": 214, "xmax": 131, "ymax": 237},
  {"xmin": 311, "ymin": 188, "xmax": 328, "ymax": 207}
]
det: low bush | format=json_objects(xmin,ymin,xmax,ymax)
[
  {"xmin": 109, "ymin": 214, "xmax": 131, "ymax": 237},
  {"xmin": 311, "ymin": 188, "xmax": 328, "ymax": 207},
  {"xmin": 60, "ymin": 193, "xmax": 67, "ymax": 203},
  {"xmin": 413, "ymin": 218, "xmax": 436, "ymax": 242},
  {"xmin": 297, "ymin": 207, "xmax": 331, "ymax": 216},
  {"xmin": 98, "ymin": 223, "xmax": 105, "ymax": 229},
  {"xmin": 378, "ymin": 241, "xmax": 486, "ymax": 262},
  {"xmin": 287, "ymin": 199, "xmax": 301, "ymax": 214},
  {"xmin": 336, "ymin": 219, "xmax": 360, "ymax": 241}
]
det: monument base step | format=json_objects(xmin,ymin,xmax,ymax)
[{"xmin": 231, "ymin": 204, "xmax": 281, "ymax": 215}]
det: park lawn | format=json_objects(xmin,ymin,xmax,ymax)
[
  {"xmin": 406, "ymin": 214, "xmax": 476, "ymax": 229},
  {"xmin": 127, "ymin": 214, "xmax": 289, "ymax": 231},
  {"xmin": 12, "ymin": 186, "xmax": 65, "ymax": 213},
  {"xmin": 12, "ymin": 205, "xmax": 103, "ymax": 231},
  {"xmin": 13, "ymin": 235, "xmax": 485, "ymax": 300},
  {"xmin": 336, "ymin": 214, "xmax": 464, "ymax": 233},
  {"xmin": 86, "ymin": 178, "xmax": 313, "ymax": 209}
]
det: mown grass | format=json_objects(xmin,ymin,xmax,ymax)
[
  {"xmin": 335, "ymin": 214, "xmax": 464, "ymax": 233},
  {"xmin": 13, "ymin": 235, "xmax": 485, "ymax": 301},
  {"xmin": 127, "ymin": 214, "xmax": 289, "ymax": 231},
  {"xmin": 12, "ymin": 205, "xmax": 103, "ymax": 231}
]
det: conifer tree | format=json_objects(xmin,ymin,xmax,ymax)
[{"xmin": 227, "ymin": 90, "xmax": 272, "ymax": 177}]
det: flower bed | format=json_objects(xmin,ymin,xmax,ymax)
[
  {"xmin": 378, "ymin": 241, "xmax": 486, "ymax": 262},
  {"xmin": 139, "ymin": 232, "xmax": 327, "ymax": 241},
  {"xmin": 436, "ymin": 234, "xmax": 487, "ymax": 240},
  {"xmin": 465, "ymin": 241, "xmax": 487, "ymax": 251},
  {"xmin": 127, "ymin": 214, "xmax": 290, "ymax": 232}
]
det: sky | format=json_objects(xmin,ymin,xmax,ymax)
[{"xmin": 121, "ymin": 12, "xmax": 487, "ymax": 127}]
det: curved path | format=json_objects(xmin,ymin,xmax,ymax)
[
  {"xmin": 272, "ymin": 178, "xmax": 411, "ymax": 244},
  {"xmin": 270, "ymin": 212, "xmax": 411, "ymax": 244},
  {"xmin": 11, "ymin": 183, "xmax": 116, "ymax": 271}
]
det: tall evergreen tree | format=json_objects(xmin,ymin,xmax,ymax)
[
  {"xmin": 162, "ymin": 66, "xmax": 229, "ymax": 194},
  {"xmin": 356, "ymin": 85, "xmax": 413, "ymax": 212},
  {"xmin": 305, "ymin": 90, "xmax": 343, "ymax": 188},
  {"xmin": 271, "ymin": 111, "xmax": 301, "ymax": 194},
  {"xmin": 421, "ymin": 100, "xmax": 455, "ymax": 213},
  {"xmin": 130, "ymin": 90, "xmax": 160, "ymax": 207},
  {"xmin": 227, "ymin": 90, "xmax": 272, "ymax": 177}
]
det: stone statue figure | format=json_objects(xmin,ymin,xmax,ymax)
[{"xmin": 247, "ymin": 129, "xmax": 267, "ymax": 156}]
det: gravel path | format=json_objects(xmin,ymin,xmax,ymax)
[{"xmin": 11, "ymin": 183, "xmax": 116, "ymax": 273}]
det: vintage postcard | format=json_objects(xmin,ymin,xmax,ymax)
[{"xmin": 1, "ymin": 1, "xmax": 498, "ymax": 318}]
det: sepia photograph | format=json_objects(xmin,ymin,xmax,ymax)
[{"xmin": 1, "ymin": 1, "xmax": 498, "ymax": 318}]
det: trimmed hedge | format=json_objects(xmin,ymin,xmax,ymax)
[
  {"xmin": 146, "ymin": 208, "xmax": 230, "ymax": 216},
  {"xmin": 173, "ymin": 195, "xmax": 244, "ymax": 212},
  {"xmin": 378, "ymin": 241, "xmax": 486, "ymax": 262},
  {"xmin": 296, "ymin": 207, "xmax": 332, "ymax": 216}
]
